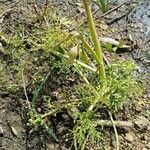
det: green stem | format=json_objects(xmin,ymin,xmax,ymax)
[
  {"xmin": 78, "ymin": 35, "xmax": 102, "ymax": 66},
  {"xmin": 82, "ymin": 0, "xmax": 106, "ymax": 82},
  {"xmin": 54, "ymin": 51, "xmax": 97, "ymax": 72}
]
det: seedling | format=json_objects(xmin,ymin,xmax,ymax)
[
  {"xmin": 93, "ymin": 0, "xmax": 109, "ymax": 13},
  {"xmin": 26, "ymin": 1, "xmax": 143, "ymax": 149},
  {"xmin": 0, "ymin": 1, "xmax": 144, "ymax": 150}
]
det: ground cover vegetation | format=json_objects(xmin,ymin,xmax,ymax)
[{"xmin": 0, "ymin": 0, "xmax": 144, "ymax": 149}]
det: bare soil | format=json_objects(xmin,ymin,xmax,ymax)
[{"xmin": 0, "ymin": 0, "xmax": 150, "ymax": 150}]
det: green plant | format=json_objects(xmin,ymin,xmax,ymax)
[
  {"xmin": 29, "ymin": 1, "xmax": 143, "ymax": 149},
  {"xmin": 93, "ymin": 0, "xmax": 109, "ymax": 13},
  {"xmin": 68, "ymin": 1, "xmax": 143, "ymax": 149},
  {"xmin": 73, "ymin": 112, "xmax": 102, "ymax": 150},
  {"xmin": 1, "ymin": 2, "xmax": 144, "ymax": 150},
  {"xmin": 72, "ymin": 60, "xmax": 143, "ymax": 149},
  {"xmin": 82, "ymin": 0, "xmax": 106, "ymax": 82},
  {"xmin": 27, "ymin": 71, "xmax": 57, "ymax": 140},
  {"xmin": 74, "ymin": 61, "xmax": 143, "ymax": 111}
]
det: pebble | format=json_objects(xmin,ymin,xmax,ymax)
[
  {"xmin": 112, "ymin": 140, "xmax": 116, "ymax": 147},
  {"xmin": 135, "ymin": 104, "xmax": 142, "ymax": 113},
  {"xmin": 144, "ymin": 135, "xmax": 148, "ymax": 141},
  {"xmin": 0, "ymin": 126, "xmax": 3, "ymax": 149},
  {"xmin": 104, "ymin": 145, "xmax": 111, "ymax": 150},
  {"xmin": 146, "ymin": 11, "xmax": 150, "ymax": 17},
  {"xmin": 134, "ymin": 116, "xmax": 150, "ymax": 129},
  {"xmin": 0, "ymin": 126, "xmax": 3, "ymax": 137},
  {"xmin": 147, "ymin": 126, "xmax": 150, "ymax": 131},
  {"xmin": 127, "ymin": 143, "xmax": 132, "ymax": 147},
  {"xmin": 142, "ymin": 140, "xmax": 147, "ymax": 144},
  {"xmin": 125, "ymin": 133, "xmax": 134, "ymax": 142},
  {"xmin": 143, "ymin": 95, "xmax": 148, "ymax": 99},
  {"xmin": 99, "ymin": 23, "xmax": 109, "ymax": 30},
  {"xmin": 142, "ymin": 148, "xmax": 147, "ymax": 150},
  {"xmin": 0, "ymin": 43, "xmax": 5, "ymax": 54}
]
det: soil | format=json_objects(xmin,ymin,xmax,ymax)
[{"xmin": 0, "ymin": 0, "xmax": 150, "ymax": 150}]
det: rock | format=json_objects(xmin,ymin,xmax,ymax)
[
  {"xmin": 125, "ymin": 133, "xmax": 134, "ymax": 142},
  {"xmin": 146, "ymin": 11, "xmax": 150, "ymax": 17},
  {"xmin": 99, "ymin": 23, "xmax": 109, "ymax": 30},
  {"xmin": 147, "ymin": 126, "xmax": 150, "ymax": 131},
  {"xmin": 127, "ymin": 143, "xmax": 132, "ymax": 147},
  {"xmin": 112, "ymin": 140, "xmax": 116, "ymax": 147},
  {"xmin": 142, "ymin": 148, "xmax": 147, "ymax": 150},
  {"xmin": 104, "ymin": 145, "xmax": 111, "ymax": 150},
  {"xmin": 0, "ymin": 126, "xmax": 4, "ymax": 137},
  {"xmin": 0, "ymin": 43, "xmax": 5, "ymax": 54},
  {"xmin": 77, "ymin": 7, "xmax": 85, "ymax": 14},
  {"xmin": 143, "ymin": 94, "xmax": 148, "ymax": 99},
  {"xmin": 142, "ymin": 140, "xmax": 147, "ymax": 144},
  {"xmin": 144, "ymin": 135, "xmax": 148, "ymax": 141},
  {"xmin": 134, "ymin": 116, "xmax": 150, "ymax": 129},
  {"xmin": 135, "ymin": 103, "xmax": 142, "ymax": 112}
]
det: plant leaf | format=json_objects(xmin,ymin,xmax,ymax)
[
  {"xmin": 44, "ymin": 124, "xmax": 59, "ymax": 142},
  {"xmin": 66, "ymin": 45, "xmax": 78, "ymax": 64},
  {"xmin": 79, "ymin": 49, "xmax": 92, "ymax": 65}
]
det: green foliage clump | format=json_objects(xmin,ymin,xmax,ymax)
[
  {"xmin": 72, "ymin": 61, "xmax": 144, "ymax": 149},
  {"xmin": 105, "ymin": 61, "xmax": 143, "ymax": 111},
  {"xmin": 74, "ymin": 61, "xmax": 143, "ymax": 112},
  {"xmin": 73, "ymin": 112, "xmax": 101, "ymax": 150},
  {"xmin": 34, "ymin": 27, "xmax": 75, "ymax": 53}
]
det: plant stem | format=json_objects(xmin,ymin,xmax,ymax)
[
  {"xmin": 78, "ymin": 35, "xmax": 102, "ymax": 66},
  {"xmin": 82, "ymin": 0, "xmax": 106, "ymax": 82},
  {"xmin": 54, "ymin": 51, "xmax": 97, "ymax": 72}
]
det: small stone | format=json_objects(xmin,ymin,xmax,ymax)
[
  {"xmin": 104, "ymin": 145, "xmax": 111, "ymax": 150},
  {"xmin": 147, "ymin": 126, "xmax": 150, "ymax": 131},
  {"xmin": 77, "ymin": 7, "xmax": 84, "ymax": 13},
  {"xmin": 112, "ymin": 140, "xmax": 116, "ymax": 147},
  {"xmin": 99, "ymin": 23, "xmax": 108, "ymax": 30},
  {"xmin": 142, "ymin": 140, "xmax": 147, "ymax": 144},
  {"xmin": 135, "ymin": 104, "xmax": 142, "ymax": 112},
  {"xmin": 142, "ymin": 148, "xmax": 147, "ymax": 150},
  {"xmin": 146, "ymin": 11, "xmax": 150, "ymax": 17},
  {"xmin": 0, "ymin": 43, "xmax": 5, "ymax": 54},
  {"xmin": 0, "ymin": 126, "xmax": 4, "ymax": 137},
  {"xmin": 125, "ymin": 133, "xmax": 134, "ymax": 142},
  {"xmin": 127, "ymin": 143, "xmax": 132, "ymax": 147},
  {"xmin": 143, "ymin": 95, "xmax": 148, "ymax": 99},
  {"xmin": 144, "ymin": 135, "xmax": 148, "ymax": 140},
  {"xmin": 134, "ymin": 116, "xmax": 150, "ymax": 129}
]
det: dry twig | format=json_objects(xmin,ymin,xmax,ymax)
[
  {"xmin": 22, "ymin": 72, "xmax": 31, "ymax": 109},
  {"xmin": 109, "ymin": 111, "xmax": 119, "ymax": 150}
]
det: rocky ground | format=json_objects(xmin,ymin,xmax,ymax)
[{"xmin": 0, "ymin": 0, "xmax": 150, "ymax": 150}]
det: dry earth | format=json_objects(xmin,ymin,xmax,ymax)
[{"xmin": 0, "ymin": 0, "xmax": 150, "ymax": 150}]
